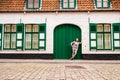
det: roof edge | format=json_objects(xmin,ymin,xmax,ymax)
[{"xmin": 0, "ymin": 10, "xmax": 120, "ymax": 13}]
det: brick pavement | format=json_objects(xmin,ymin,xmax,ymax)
[{"xmin": 0, "ymin": 59, "xmax": 120, "ymax": 80}]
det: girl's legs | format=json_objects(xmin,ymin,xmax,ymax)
[{"xmin": 71, "ymin": 49, "xmax": 77, "ymax": 60}]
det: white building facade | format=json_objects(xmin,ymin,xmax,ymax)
[{"xmin": 0, "ymin": 0, "xmax": 120, "ymax": 59}]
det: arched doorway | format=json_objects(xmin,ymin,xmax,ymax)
[{"xmin": 54, "ymin": 24, "xmax": 82, "ymax": 59}]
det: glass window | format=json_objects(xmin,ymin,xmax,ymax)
[
  {"xmin": 97, "ymin": 0, "xmax": 102, "ymax": 7},
  {"xmin": 97, "ymin": 24, "xmax": 103, "ymax": 32},
  {"xmin": 25, "ymin": 34, "xmax": 31, "ymax": 49},
  {"xmin": 90, "ymin": 23, "xmax": 111, "ymax": 50},
  {"xmin": 104, "ymin": 34, "xmax": 111, "ymax": 49},
  {"xmin": 96, "ymin": 0, "xmax": 110, "ymax": 8},
  {"xmin": 97, "ymin": 34, "xmax": 103, "ymax": 49},
  {"xmin": 4, "ymin": 25, "xmax": 10, "ymax": 32},
  {"xmin": 104, "ymin": 24, "xmax": 110, "ymax": 32},
  {"xmin": 103, "ymin": 0, "xmax": 108, "ymax": 7},
  {"xmin": 33, "ymin": 25, "xmax": 38, "ymax": 32},
  {"xmin": 28, "ymin": 0, "xmax": 34, "ymax": 8},
  {"xmin": 25, "ymin": 24, "xmax": 46, "ymax": 50},
  {"xmin": 26, "ymin": 25, "xmax": 32, "ymax": 32},
  {"xmin": 62, "ymin": 0, "xmax": 76, "ymax": 9},
  {"xmin": 27, "ymin": 0, "xmax": 40, "ymax": 9},
  {"xmin": 32, "ymin": 34, "xmax": 38, "ymax": 48},
  {"xmin": 4, "ymin": 34, "xmax": 10, "ymax": 48},
  {"xmin": 4, "ymin": 24, "xmax": 17, "ymax": 49},
  {"xmin": 34, "ymin": 0, "xmax": 39, "ymax": 8},
  {"xmin": 11, "ymin": 34, "xmax": 16, "ymax": 48}
]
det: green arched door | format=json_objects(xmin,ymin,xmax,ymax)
[{"xmin": 54, "ymin": 24, "xmax": 82, "ymax": 59}]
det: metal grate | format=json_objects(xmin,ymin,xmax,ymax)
[{"xmin": 65, "ymin": 65, "xmax": 86, "ymax": 69}]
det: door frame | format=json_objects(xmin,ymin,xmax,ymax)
[{"xmin": 53, "ymin": 23, "xmax": 82, "ymax": 59}]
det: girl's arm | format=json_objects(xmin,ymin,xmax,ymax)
[
  {"xmin": 79, "ymin": 41, "xmax": 82, "ymax": 44},
  {"xmin": 71, "ymin": 41, "xmax": 74, "ymax": 46}
]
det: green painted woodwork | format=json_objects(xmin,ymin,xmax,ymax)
[
  {"xmin": 0, "ymin": 24, "xmax": 2, "ymax": 50},
  {"xmin": 4, "ymin": 24, "xmax": 17, "ymax": 50},
  {"xmin": 90, "ymin": 23, "xmax": 112, "ymax": 50},
  {"xmin": 112, "ymin": 23, "xmax": 120, "ymax": 50},
  {"xmin": 26, "ymin": 0, "xmax": 41, "ymax": 9},
  {"xmin": 38, "ymin": 23, "xmax": 46, "ymax": 50},
  {"xmin": 16, "ymin": 24, "xmax": 24, "ymax": 50},
  {"xmin": 62, "ymin": 0, "xmax": 76, "ymax": 9},
  {"xmin": 95, "ymin": 0, "xmax": 110, "ymax": 8},
  {"xmin": 89, "ymin": 23, "xmax": 97, "ymax": 50},
  {"xmin": 54, "ymin": 24, "xmax": 82, "ymax": 59}
]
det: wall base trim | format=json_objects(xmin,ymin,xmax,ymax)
[
  {"xmin": 0, "ymin": 54, "xmax": 53, "ymax": 59},
  {"xmin": 0, "ymin": 54, "xmax": 120, "ymax": 60},
  {"xmin": 82, "ymin": 54, "xmax": 120, "ymax": 60}
]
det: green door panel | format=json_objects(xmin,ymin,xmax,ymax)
[{"xmin": 54, "ymin": 24, "xmax": 82, "ymax": 59}]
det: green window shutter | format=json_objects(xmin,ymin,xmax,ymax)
[
  {"xmin": 113, "ymin": 23, "xmax": 120, "ymax": 32},
  {"xmin": 0, "ymin": 24, "xmax": 2, "ymax": 50},
  {"xmin": 113, "ymin": 23, "xmax": 120, "ymax": 50},
  {"xmin": 16, "ymin": 24, "xmax": 24, "ymax": 50},
  {"xmin": 90, "ymin": 23, "xmax": 97, "ymax": 50},
  {"xmin": 38, "ymin": 23, "xmax": 46, "ymax": 50},
  {"xmin": 90, "ymin": 23, "xmax": 97, "ymax": 32}
]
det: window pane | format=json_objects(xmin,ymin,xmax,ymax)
[
  {"xmin": 11, "ymin": 25, "xmax": 16, "ymax": 32},
  {"xmin": 17, "ymin": 33, "xmax": 22, "ymax": 39},
  {"xmin": 40, "ymin": 41, "xmax": 44, "ymax": 47},
  {"xmin": 33, "ymin": 25, "xmax": 38, "ymax": 32},
  {"xmin": 91, "ymin": 33, "xmax": 96, "ymax": 39},
  {"xmin": 11, "ymin": 34, "xmax": 16, "ymax": 48},
  {"xmin": 103, "ymin": 0, "xmax": 108, "ymax": 7},
  {"xmin": 4, "ymin": 34, "xmax": 10, "ymax": 48},
  {"xmin": 104, "ymin": 34, "xmax": 111, "ymax": 49},
  {"xmin": 104, "ymin": 24, "xmax": 110, "ymax": 32},
  {"xmin": 97, "ymin": 34, "xmax": 103, "ymax": 49},
  {"xmin": 97, "ymin": 24, "xmax": 103, "ymax": 32},
  {"xmin": 115, "ymin": 41, "xmax": 120, "ymax": 47},
  {"xmin": 28, "ymin": 0, "xmax": 34, "ymax": 8},
  {"xmin": 114, "ymin": 33, "xmax": 119, "ymax": 39},
  {"xmin": 97, "ymin": 0, "xmax": 102, "ymax": 7},
  {"xmin": 26, "ymin": 25, "xmax": 32, "ymax": 32},
  {"xmin": 63, "ymin": 0, "xmax": 68, "ymax": 8},
  {"xmin": 34, "ymin": 0, "xmax": 39, "ymax": 8},
  {"xmin": 91, "ymin": 41, "xmax": 96, "ymax": 47},
  {"xmin": 64, "ymin": 0, "xmax": 68, "ymax": 3},
  {"xmin": 17, "ymin": 41, "xmax": 22, "ymax": 47},
  {"xmin": 40, "ymin": 33, "xmax": 45, "ymax": 39},
  {"xmin": 69, "ymin": 2, "xmax": 74, "ymax": 8},
  {"xmin": 63, "ymin": 2, "xmax": 68, "ymax": 8},
  {"xmin": 4, "ymin": 25, "xmax": 10, "ymax": 32},
  {"xmin": 25, "ymin": 34, "xmax": 31, "ymax": 49},
  {"xmin": 32, "ymin": 34, "xmax": 38, "ymax": 48}
]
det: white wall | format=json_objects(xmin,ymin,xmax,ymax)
[{"xmin": 0, "ymin": 12, "xmax": 120, "ymax": 54}]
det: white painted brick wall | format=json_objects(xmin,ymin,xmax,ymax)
[{"xmin": 0, "ymin": 12, "xmax": 120, "ymax": 54}]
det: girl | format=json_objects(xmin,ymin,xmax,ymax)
[{"xmin": 70, "ymin": 38, "xmax": 82, "ymax": 60}]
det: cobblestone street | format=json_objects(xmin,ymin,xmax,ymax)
[{"xmin": 0, "ymin": 59, "xmax": 120, "ymax": 80}]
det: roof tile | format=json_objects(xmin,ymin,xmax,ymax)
[{"xmin": 0, "ymin": 0, "xmax": 120, "ymax": 11}]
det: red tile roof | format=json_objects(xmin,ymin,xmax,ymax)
[
  {"xmin": 0, "ymin": 0, "xmax": 120, "ymax": 11},
  {"xmin": 0, "ymin": 0, "xmax": 25, "ymax": 11},
  {"xmin": 42, "ymin": 0, "xmax": 60, "ymax": 10},
  {"xmin": 112, "ymin": 0, "xmax": 120, "ymax": 10}
]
